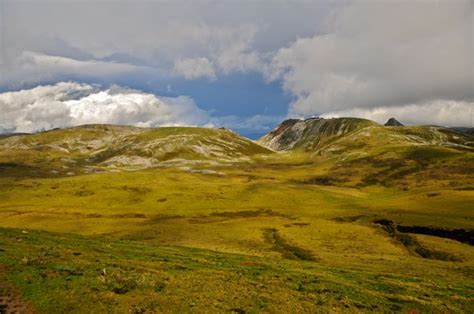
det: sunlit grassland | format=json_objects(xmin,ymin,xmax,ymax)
[
  {"xmin": 0, "ymin": 227, "xmax": 473, "ymax": 313},
  {"xmin": 1, "ymin": 158, "xmax": 473, "ymax": 253},
  {"xmin": 0, "ymin": 123, "xmax": 473, "ymax": 312}
]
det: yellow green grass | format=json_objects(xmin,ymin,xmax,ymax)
[
  {"xmin": 0, "ymin": 123, "xmax": 473, "ymax": 312},
  {"xmin": 2, "ymin": 227, "xmax": 472, "ymax": 313}
]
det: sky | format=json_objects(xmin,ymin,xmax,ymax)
[{"xmin": 0, "ymin": 0, "xmax": 473, "ymax": 138}]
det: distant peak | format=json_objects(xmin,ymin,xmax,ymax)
[{"xmin": 384, "ymin": 117, "xmax": 404, "ymax": 126}]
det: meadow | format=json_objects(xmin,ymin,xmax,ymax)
[{"xmin": 0, "ymin": 122, "xmax": 473, "ymax": 312}]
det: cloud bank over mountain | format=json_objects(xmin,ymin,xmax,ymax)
[
  {"xmin": 320, "ymin": 101, "xmax": 474, "ymax": 127},
  {"xmin": 0, "ymin": 83, "xmax": 285, "ymax": 135},
  {"xmin": 0, "ymin": 83, "xmax": 210, "ymax": 133}
]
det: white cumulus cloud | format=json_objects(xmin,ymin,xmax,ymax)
[
  {"xmin": 0, "ymin": 82, "xmax": 283, "ymax": 135},
  {"xmin": 0, "ymin": 82, "xmax": 210, "ymax": 133}
]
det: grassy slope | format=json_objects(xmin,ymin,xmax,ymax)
[
  {"xmin": 1, "ymin": 227, "xmax": 473, "ymax": 313},
  {"xmin": 0, "ymin": 125, "xmax": 271, "ymax": 177},
  {"xmin": 0, "ymin": 124, "xmax": 473, "ymax": 312}
]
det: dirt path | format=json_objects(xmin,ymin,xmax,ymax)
[{"xmin": 0, "ymin": 266, "xmax": 35, "ymax": 314}]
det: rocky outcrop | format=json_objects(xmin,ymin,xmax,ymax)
[
  {"xmin": 257, "ymin": 117, "xmax": 376, "ymax": 151},
  {"xmin": 257, "ymin": 118, "xmax": 306, "ymax": 151}
]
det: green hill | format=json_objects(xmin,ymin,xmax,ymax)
[
  {"xmin": 258, "ymin": 117, "xmax": 473, "ymax": 153},
  {"xmin": 258, "ymin": 117, "xmax": 474, "ymax": 189},
  {"xmin": 0, "ymin": 124, "xmax": 271, "ymax": 177}
]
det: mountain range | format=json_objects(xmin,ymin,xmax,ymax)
[{"xmin": 1, "ymin": 117, "xmax": 472, "ymax": 181}]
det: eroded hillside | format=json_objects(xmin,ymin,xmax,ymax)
[
  {"xmin": 258, "ymin": 117, "xmax": 474, "ymax": 153},
  {"xmin": 0, "ymin": 125, "xmax": 271, "ymax": 177},
  {"xmin": 258, "ymin": 117, "xmax": 474, "ymax": 189}
]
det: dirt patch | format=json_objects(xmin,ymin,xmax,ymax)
[
  {"xmin": 189, "ymin": 209, "xmax": 289, "ymax": 224},
  {"xmin": 284, "ymin": 222, "xmax": 310, "ymax": 228},
  {"xmin": 72, "ymin": 212, "xmax": 148, "ymax": 219},
  {"xmin": 146, "ymin": 215, "xmax": 184, "ymax": 224},
  {"xmin": 374, "ymin": 219, "xmax": 464, "ymax": 261},
  {"xmin": 119, "ymin": 186, "xmax": 152, "ymax": 194},
  {"xmin": 454, "ymin": 186, "xmax": 474, "ymax": 191},
  {"xmin": 239, "ymin": 261, "xmax": 264, "ymax": 267},
  {"xmin": 293, "ymin": 175, "xmax": 347, "ymax": 186},
  {"xmin": 291, "ymin": 222, "xmax": 310, "ymax": 227},
  {"xmin": 332, "ymin": 215, "xmax": 368, "ymax": 223},
  {"xmin": 210, "ymin": 209, "xmax": 286, "ymax": 219},
  {"xmin": 74, "ymin": 190, "xmax": 95, "ymax": 197},
  {"xmin": 263, "ymin": 228, "xmax": 317, "ymax": 261},
  {"xmin": 0, "ymin": 266, "xmax": 35, "ymax": 314},
  {"xmin": 110, "ymin": 213, "xmax": 147, "ymax": 219}
]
